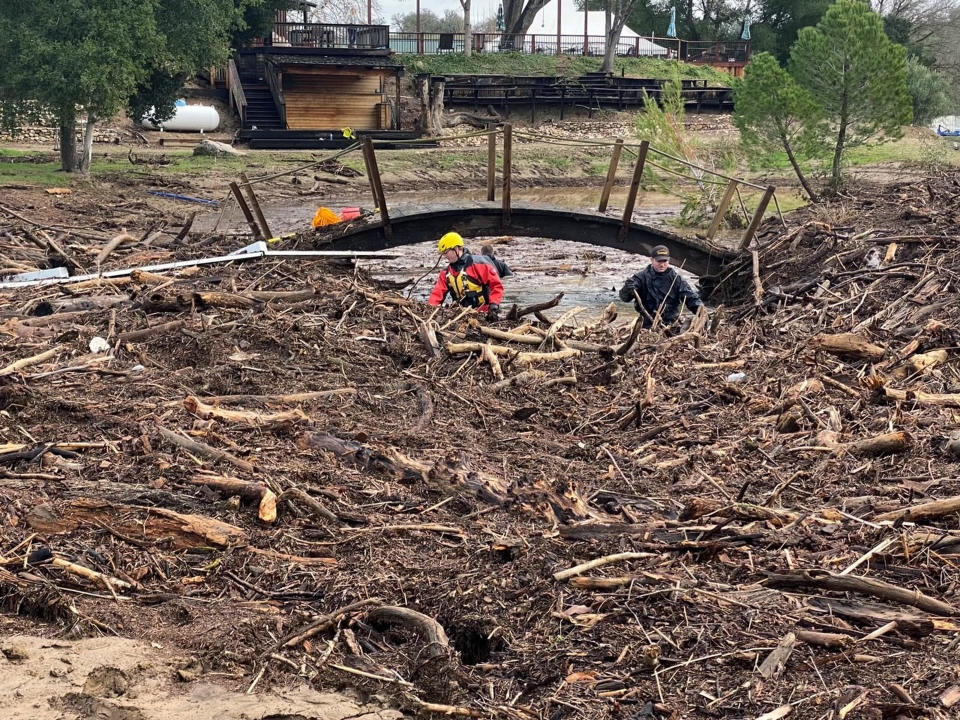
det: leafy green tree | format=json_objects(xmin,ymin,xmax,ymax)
[
  {"xmin": 0, "ymin": 0, "xmax": 271, "ymax": 173},
  {"xmin": 790, "ymin": 0, "xmax": 912, "ymax": 188},
  {"xmin": 904, "ymin": 55, "xmax": 953, "ymax": 125},
  {"xmin": 751, "ymin": 1, "xmax": 832, "ymax": 62},
  {"xmin": 733, "ymin": 52, "xmax": 824, "ymax": 201},
  {"xmin": 0, "ymin": 1, "xmax": 161, "ymax": 173}
]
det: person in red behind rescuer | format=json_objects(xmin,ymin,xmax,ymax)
[{"xmin": 428, "ymin": 231, "xmax": 504, "ymax": 319}]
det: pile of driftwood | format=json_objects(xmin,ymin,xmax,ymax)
[{"xmin": 1, "ymin": 174, "xmax": 960, "ymax": 720}]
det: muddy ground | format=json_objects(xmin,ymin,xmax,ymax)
[{"xmin": 1, "ymin": 128, "xmax": 960, "ymax": 720}]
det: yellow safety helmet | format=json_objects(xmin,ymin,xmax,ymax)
[{"xmin": 437, "ymin": 231, "xmax": 464, "ymax": 254}]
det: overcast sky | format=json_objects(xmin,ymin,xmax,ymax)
[{"xmin": 377, "ymin": 0, "xmax": 509, "ymax": 26}]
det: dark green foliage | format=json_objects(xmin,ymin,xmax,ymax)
[
  {"xmin": 905, "ymin": 56, "xmax": 953, "ymax": 126},
  {"xmin": 733, "ymin": 52, "xmax": 824, "ymax": 200},
  {"xmin": 790, "ymin": 0, "xmax": 912, "ymax": 187}
]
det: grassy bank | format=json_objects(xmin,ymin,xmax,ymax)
[{"xmin": 399, "ymin": 52, "xmax": 731, "ymax": 84}]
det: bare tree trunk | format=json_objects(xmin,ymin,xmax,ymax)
[
  {"xmin": 415, "ymin": 76, "xmax": 446, "ymax": 135},
  {"xmin": 78, "ymin": 111, "xmax": 96, "ymax": 174},
  {"xmin": 783, "ymin": 137, "xmax": 820, "ymax": 203},
  {"xmin": 601, "ymin": 0, "xmax": 637, "ymax": 73},
  {"xmin": 461, "ymin": 0, "xmax": 472, "ymax": 57},
  {"xmin": 58, "ymin": 108, "xmax": 78, "ymax": 173}
]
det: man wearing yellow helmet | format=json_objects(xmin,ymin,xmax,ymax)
[{"xmin": 428, "ymin": 231, "xmax": 504, "ymax": 317}]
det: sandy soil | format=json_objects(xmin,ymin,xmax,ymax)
[{"xmin": 1, "ymin": 630, "xmax": 405, "ymax": 720}]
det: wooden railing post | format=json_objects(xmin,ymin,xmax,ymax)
[
  {"xmin": 502, "ymin": 123, "xmax": 512, "ymax": 227},
  {"xmin": 362, "ymin": 137, "xmax": 391, "ymax": 239},
  {"xmin": 706, "ymin": 178, "xmax": 738, "ymax": 240},
  {"xmin": 598, "ymin": 138, "xmax": 623, "ymax": 212},
  {"xmin": 487, "ymin": 126, "xmax": 497, "ymax": 202},
  {"xmin": 620, "ymin": 140, "xmax": 649, "ymax": 241},
  {"xmin": 739, "ymin": 185, "xmax": 776, "ymax": 249},
  {"xmin": 230, "ymin": 181, "xmax": 263, "ymax": 240},
  {"xmin": 239, "ymin": 172, "xmax": 273, "ymax": 239}
]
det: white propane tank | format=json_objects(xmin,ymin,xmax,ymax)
[{"xmin": 141, "ymin": 105, "xmax": 220, "ymax": 132}]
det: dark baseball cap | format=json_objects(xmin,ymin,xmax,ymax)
[{"xmin": 651, "ymin": 245, "xmax": 670, "ymax": 260}]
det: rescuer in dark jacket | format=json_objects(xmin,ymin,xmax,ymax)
[
  {"xmin": 618, "ymin": 245, "xmax": 703, "ymax": 327},
  {"xmin": 429, "ymin": 231, "xmax": 504, "ymax": 317}
]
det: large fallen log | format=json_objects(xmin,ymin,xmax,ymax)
[
  {"xmin": 882, "ymin": 386, "xmax": 960, "ymax": 407},
  {"xmin": 874, "ymin": 495, "xmax": 960, "ymax": 524},
  {"xmin": 811, "ymin": 333, "xmax": 886, "ymax": 360},
  {"xmin": 764, "ymin": 569, "xmax": 960, "ymax": 616},
  {"xmin": 816, "ymin": 429, "xmax": 914, "ymax": 457},
  {"xmin": 27, "ymin": 498, "xmax": 248, "ymax": 548}
]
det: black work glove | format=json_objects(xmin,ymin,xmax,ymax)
[{"xmin": 486, "ymin": 304, "xmax": 500, "ymax": 320}]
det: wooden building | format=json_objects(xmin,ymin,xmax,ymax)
[{"xmin": 230, "ymin": 15, "xmax": 409, "ymax": 148}]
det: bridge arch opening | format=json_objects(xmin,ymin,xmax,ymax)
[{"xmin": 358, "ymin": 235, "xmax": 702, "ymax": 318}]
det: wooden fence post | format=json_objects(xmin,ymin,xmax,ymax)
[
  {"xmin": 362, "ymin": 137, "xmax": 391, "ymax": 239},
  {"xmin": 739, "ymin": 185, "xmax": 776, "ymax": 250},
  {"xmin": 598, "ymin": 138, "xmax": 623, "ymax": 213},
  {"xmin": 706, "ymin": 179, "xmax": 738, "ymax": 240},
  {"xmin": 619, "ymin": 140, "xmax": 649, "ymax": 241},
  {"xmin": 487, "ymin": 126, "xmax": 497, "ymax": 202},
  {"xmin": 229, "ymin": 181, "xmax": 264, "ymax": 239},
  {"xmin": 502, "ymin": 123, "xmax": 512, "ymax": 227},
  {"xmin": 239, "ymin": 172, "xmax": 273, "ymax": 240}
]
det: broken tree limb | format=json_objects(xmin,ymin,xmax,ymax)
[
  {"xmin": 118, "ymin": 319, "xmax": 187, "ymax": 343},
  {"xmin": 882, "ymin": 386, "xmax": 960, "ymax": 407},
  {"xmin": 0, "ymin": 346, "xmax": 61, "ymax": 377},
  {"xmin": 198, "ymin": 388, "xmax": 357, "ymax": 406},
  {"xmin": 816, "ymin": 429, "xmax": 914, "ymax": 457},
  {"xmin": 874, "ymin": 495, "xmax": 960, "ymax": 524},
  {"xmin": 445, "ymin": 341, "xmax": 580, "ymax": 364},
  {"xmin": 188, "ymin": 474, "xmax": 277, "ymax": 523},
  {"xmin": 52, "ymin": 556, "xmax": 134, "ymax": 591},
  {"xmin": 757, "ymin": 632, "xmax": 796, "ymax": 679},
  {"xmin": 764, "ymin": 569, "xmax": 960, "ymax": 616},
  {"xmin": 481, "ymin": 342, "xmax": 504, "ymax": 381},
  {"xmin": 811, "ymin": 333, "xmax": 886, "ymax": 360},
  {"xmin": 794, "ymin": 630, "xmax": 855, "ymax": 649},
  {"xmin": 488, "ymin": 369, "xmax": 548, "ymax": 392},
  {"xmin": 157, "ymin": 426, "xmax": 254, "ymax": 473},
  {"xmin": 183, "ymin": 396, "xmax": 309, "ymax": 428},
  {"xmin": 269, "ymin": 598, "xmax": 381, "ymax": 652},
  {"xmin": 276, "ymin": 487, "xmax": 340, "ymax": 525},
  {"xmin": 506, "ymin": 292, "xmax": 563, "ymax": 321},
  {"xmin": 366, "ymin": 605, "xmax": 450, "ymax": 660},
  {"xmin": 553, "ymin": 552, "xmax": 658, "ymax": 581},
  {"xmin": 27, "ymin": 498, "xmax": 248, "ymax": 548}
]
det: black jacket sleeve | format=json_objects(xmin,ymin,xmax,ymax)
[
  {"xmin": 677, "ymin": 276, "xmax": 703, "ymax": 312},
  {"xmin": 619, "ymin": 272, "xmax": 644, "ymax": 303}
]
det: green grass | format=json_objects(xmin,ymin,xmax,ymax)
[{"xmin": 400, "ymin": 53, "xmax": 730, "ymax": 84}]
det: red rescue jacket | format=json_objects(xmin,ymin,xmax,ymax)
[{"xmin": 428, "ymin": 254, "xmax": 504, "ymax": 311}]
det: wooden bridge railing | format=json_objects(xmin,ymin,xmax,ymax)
[{"xmin": 233, "ymin": 126, "xmax": 779, "ymax": 255}]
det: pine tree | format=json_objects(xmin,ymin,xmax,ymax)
[
  {"xmin": 789, "ymin": 0, "xmax": 912, "ymax": 188},
  {"xmin": 733, "ymin": 52, "xmax": 825, "ymax": 202}
]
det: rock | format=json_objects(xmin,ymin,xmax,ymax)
[
  {"xmin": 1, "ymin": 645, "xmax": 30, "ymax": 662},
  {"xmin": 193, "ymin": 140, "xmax": 243, "ymax": 157}
]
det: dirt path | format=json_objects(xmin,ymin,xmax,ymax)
[{"xmin": 1, "ymin": 631, "xmax": 404, "ymax": 720}]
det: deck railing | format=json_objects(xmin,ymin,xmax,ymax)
[
  {"xmin": 253, "ymin": 23, "xmax": 749, "ymax": 62},
  {"xmin": 227, "ymin": 59, "xmax": 247, "ymax": 126},
  {"xmin": 388, "ymin": 32, "xmax": 749, "ymax": 62},
  {"xmin": 264, "ymin": 23, "xmax": 390, "ymax": 50}
]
